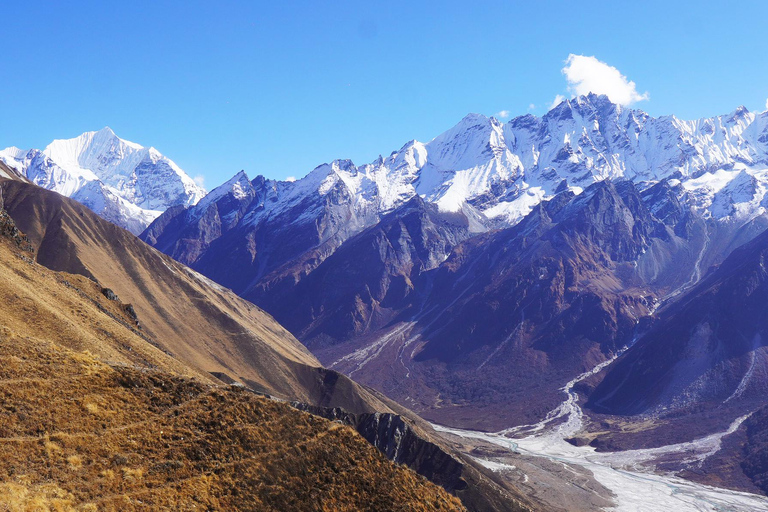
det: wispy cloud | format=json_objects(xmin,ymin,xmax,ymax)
[
  {"xmin": 528, "ymin": 104, "xmax": 535, "ymax": 111},
  {"xmin": 495, "ymin": 110, "xmax": 511, "ymax": 119},
  {"xmin": 193, "ymin": 175, "xmax": 205, "ymax": 187},
  {"xmin": 561, "ymin": 54, "xmax": 648, "ymax": 106},
  {"xmin": 549, "ymin": 94, "xmax": 566, "ymax": 110},
  {"xmin": 765, "ymin": 97, "xmax": 768, "ymax": 111},
  {"xmin": 285, "ymin": 176, "xmax": 297, "ymax": 182}
]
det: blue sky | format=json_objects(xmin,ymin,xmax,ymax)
[{"xmin": 2, "ymin": 1, "xmax": 767, "ymax": 188}]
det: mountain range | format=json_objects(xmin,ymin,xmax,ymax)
[{"xmin": 132, "ymin": 95, "xmax": 768, "ymax": 425}]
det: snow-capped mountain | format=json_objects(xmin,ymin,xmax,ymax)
[
  {"xmin": 169, "ymin": 93, "xmax": 768, "ymax": 245},
  {"xmin": 281, "ymin": 94, "xmax": 768, "ymax": 226},
  {"xmin": 0, "ymin": 127, "xmax": 206, "ymax": 234},
  {"xmin": 143, "ymin": 94, "xmax": 768, "ymax": 281}
]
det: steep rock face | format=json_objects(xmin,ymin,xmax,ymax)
[
  {"xmin": 310, "ymin": 180, "xmax": 707, "ymax": 429},
  {"xmin": 587, "ymin": 226, "xmax": 768, "ymax": 418},
  {"xmin": 0, "ymin": 128, "xmax": 205, "ymax": 233},
  {"xmin": 248, "ymin": 196, "xmax": 475, "ymax": 345}
]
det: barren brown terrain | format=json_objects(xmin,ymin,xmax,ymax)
[{"xmin": 0, "ymin": 332, "xmax": 464, "ymax": 511}]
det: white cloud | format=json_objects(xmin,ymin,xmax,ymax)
[
  {"xmin": 765, "ymin": 97, "xmax": 768, "ymax": 111},
  {"xmin": 561, "ymin": 54, "xmax": 649, "ymax": 106},
  {"xmin": 495, "ymin": 110, "xmax": 511, "ymax": 119},
  {"xmin": 549, "ymin": 94, "xmax": 566, "ymax": 110},
  {"xmin": 285, "ymin": 176, "xmax": 297, "ymax": 182},
  {"xmin": 528, "ymin": 104, "xmax": 535, "ymax": 111},
  {"xmin": 193, "ymin": 174, "xmax": 205, "ymax": 187}
]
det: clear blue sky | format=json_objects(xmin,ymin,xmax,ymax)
[{"xmin": 2, "ymin": 1, "xmax": 767, "ymax": 188}]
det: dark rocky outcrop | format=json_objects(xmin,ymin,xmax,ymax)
[{"xmin": 294, "ymin": 403, "xmax": 532, "ymax": 512}]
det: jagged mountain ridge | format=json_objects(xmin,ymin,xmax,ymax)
[
  {"xmin": 143, "ymin": 94, "xmax": 768, "ymax": 295},
  {"xmin": 0, "ymin": 127, "xmax": 205, "ymax": 234}
]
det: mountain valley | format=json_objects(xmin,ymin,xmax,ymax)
[
  {"xmin": 4, "ymin": 95, "xmax": 768, "ymax": 510},
  {"xmin": 139, "ymin": 95, "xmax": 768, "ymax": 430},
  {"xmin": 0, "ymin": 173, "xmax": 532, "ymax": 511}
]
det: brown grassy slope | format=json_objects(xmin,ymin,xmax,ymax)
[
  {"xmin": 0, "ymin": 325, "xmax": 464, "ymax": 511},
  {"xmin": 0, "ymin": 212, "xmax": 210, "ymax": 382},
  {"xmin": 0, "ymin": 179, "xmax": 393, "ymax": 413}
]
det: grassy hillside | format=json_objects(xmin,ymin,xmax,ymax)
[
  {"xmin": 0, "ymin": 333, "xmax": 464, "ymax": 511},
  {"xmin": 0, "ymin": 212, "xmax": 464, "ymax": 511}
]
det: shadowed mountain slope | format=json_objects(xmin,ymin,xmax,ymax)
[
  {"xmin": 293, "ymin": 180, "xmax": 704, "ymax": 429},
  {"xmin": 247, "ymin": 196, "xmax": 475, "ymax": 345},
  {"xmin": 588, "ymin": 225, "xmax": 768, "ymax": 419}
]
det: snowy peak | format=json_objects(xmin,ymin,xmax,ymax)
[
  {"xmin": 426, "ymin": 112, "xmax": 508, "ymax": 172},
  {"xmin": 197, "ymin": 95, "xmax": 768, "ymax": 247},
  {"xmin": 43, "ymin": 127, "xmax": 139, "ymax": 179},
  {"xmin": 195, "ymin": 170, "xmax": 254, "ymax": 213},
  {"xmin": 0, "ymin": 146, "xmax": 29, "ymax": 160},
  {"xmin": 41, "ymin": 127, "xmax": 205, "ymax": 206},
  {"xmin": 1, "ymin": 129, "xmax": 206, "ymax": 234}
]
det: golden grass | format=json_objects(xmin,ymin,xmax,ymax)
[
  {"xmin": 0, "ymin": 482, "xmax": 79, "ymax": 512},
  {"xmin": 0, "ymin": 332, "xmax": 464, "ymax": 511}
]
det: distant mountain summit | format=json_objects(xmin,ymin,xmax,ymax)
[{"xmin": 0, "ymin": 127, "xmax": 205, "ymax": 233}]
